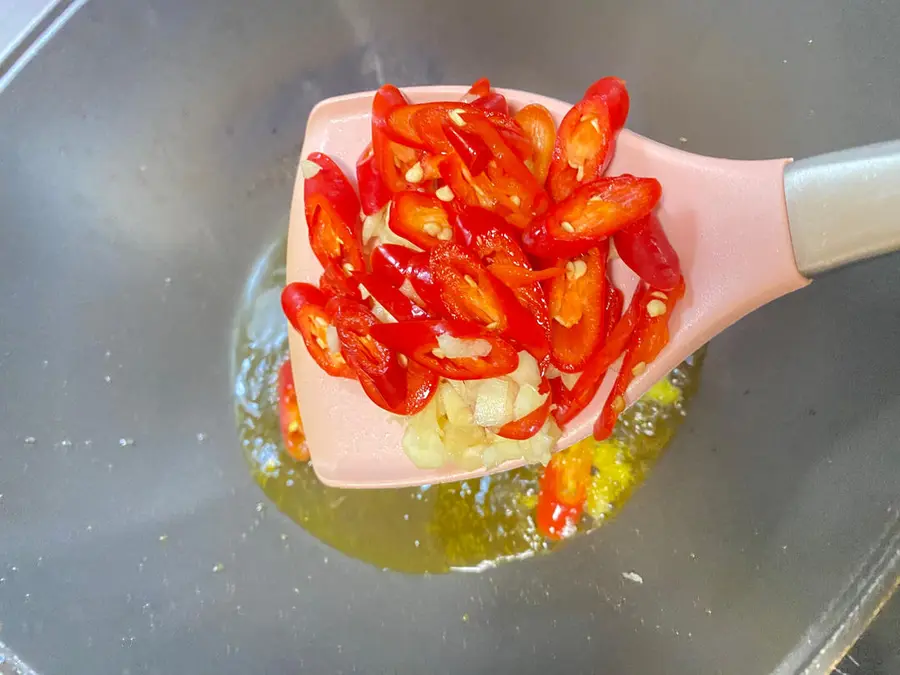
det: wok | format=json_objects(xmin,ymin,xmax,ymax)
[{"xmin": 1, "ymin": 0, "xmax": 898, "ymax": 673}]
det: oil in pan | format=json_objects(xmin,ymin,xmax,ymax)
[{"xmin": 231, "ymin": 237, "xmax": 703, "ymax": 574}]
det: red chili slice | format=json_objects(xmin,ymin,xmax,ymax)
[
  {"xmin": 357, "ymin": 272, "xmax": 430, "ymax": 322},
  {"xmin": 594, "ymin": 278, "xmax": 685, "ymax": 439},
  {"xmin": 356, "ymin": 360, "xmax": 439, "ymax": 416},
  {"xmin": 471, "ymin": 91, "xmax": 509, "ymax": 116},
  {"xmin": 548, "ymin": 244, "xmax": 608, "ymax": 373},
  {"xmin": 430, "ymin": 242, "xmax": 549, "ymax": 358},
  {"xmin": 281, "ymin": 281, "xmax": 327, "ymax": 316},
  {"xmin": 612, "ymin": 213, "xmax": 681, "ymax": 291},
  {"xmin": 370, "ymin": 244, "xmax": 415, "ymax": 287},
  {"xmin": 329, "ymin": 297, "xmax": 407, "ymax": 410},
  {"xmin": 548, "ymin": 96, "xmax": 613, "ymax": 202},
  {"xmin": 303, "ymin": 152, "xmax": 364, "ymax": 274},
  {"xmin": 389, "ymin": 101, "xmax": 530, "ymax": 161},
  {"xmin": 282, "ymin": 282, "xmax": 355, "ymax": 379},
  {"xmin": 277, "ymin": 359, "xmax": 310, "ymax": 462},
  {"xmin": 356, "ymin": 143, "xmax": 392, "ymax": 215},
  {"xmin": 603, "ymin": 281, "xmax": 624, "ymax": 342},
  {"xmin": 387, "ymin": 191, "xmax": 455, "ymax": 250},
  {"xmin": 535, "ymin": 445, "xmax": 593, "ymax": 540},
  {"xmin": 467, "ymin": 77, "xmax": 492, "ymax": 98},
  {"xmin": 432, "ymin": 112, "xmax": 547, "ymax": 228},
  {"xmin": 319, "ymin": 262, "xmax": 362, "ymax": 300},
  {"xmin": 523, "ymin": 175, "xmax": 662, "ymax": 258},
  {"xmin": 370, "ymin": 244, "xmax": 444, "ymax": 313},
  {"xmin": 463, "ymin": 113, "xmax": 549, "ymax": 226},
  {"xmin": 443, "ymin": 123, "xmax": 492, "ymax": 176},
  {"xmin": 520, "ymin": 217, "xmax": 599, "ymax": 261},
  {"xmin": 372, "ymin": 84, "xmax": 420, "ymax": 193},
  {"xmin": 514, "ymin": 104, "xmax": 556, "ymax": 186},
  {"xmin": 496, "ymin": 384, "xmax": 552, "ymax": 440},
  {"xmin": 552, "ymin": 285, "xmax": 648, "ymax": 427},
  {"xmin": 487, "ymin": 264, "xmax": 564, "ymax": 287},
  {"xmin": 387, "ymin": 102, "xmax": 462, "ymax": 151},
  {"xmin": 452, "ymin": 205, "xmax": 553, "ymax": 335},
  {"xmin": 371, "ymin": 319, "xmax": 519, "ymax": 380},
  {"xmin": 584, "ymin": 77, "xmax": 630, "ymax": 131}
]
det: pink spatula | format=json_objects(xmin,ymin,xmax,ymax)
[{"xmin": 286, "ymin": 85, "xmax": 900, "ymax": 488}]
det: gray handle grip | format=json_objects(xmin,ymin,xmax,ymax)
[{"xmin": 784, "ymin": 140, "xmax": 900, "ymax": 277}]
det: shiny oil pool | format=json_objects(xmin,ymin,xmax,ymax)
[{"xmin": 232, "ymin": 237, "xmax": 703, "ymax": 574}]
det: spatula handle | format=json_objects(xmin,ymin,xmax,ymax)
[{"xmin": 784, "ymin": 140, "xmax": 900, "ymax": 276}]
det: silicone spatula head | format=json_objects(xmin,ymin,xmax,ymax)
[{"xmin": 286, "ymin": 86, "xmax": 809, "ymax": 488}]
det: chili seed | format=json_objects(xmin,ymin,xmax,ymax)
[
  {"xmin": 646, "ymin": 299, "xmax": 667, "ymax": 317},
  {"xmin": 436, "ymin": 186, "xmax": 455, "ymax": 202},
  {"xmin": 448, "ymin": 109, "xmax": 466, "ymax": 127}
]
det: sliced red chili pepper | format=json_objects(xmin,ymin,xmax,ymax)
[
  {"xmin": 548, "ymin": 244, "xmax": 608, "ymax": 373},
  {"xmin": 421, "ymin": 109, "xmax": 546, "ymax": 227},
  {"xmin": 593, "ymin": 278, "xmax": 685, "ymax": 439},
  {"xmin": 319, "ymin": 262, "xmax": 362, "ymax": 300},
  {"xmin": 388, "ymin": 191, "xmax": 455, "ymax": 250},
  {"xmin": 277, "ymin": 360, "xmax": 310, "ymax": 462},
  {"xmin": 430, "ymin": 242, "xmax": 549, "ymax": 358},
  {"xmin": 399, "ymin": 361, "xmax": 440, "ymax": 414},
  {"xmin": 451, "ymin": 205, "xmax": 552, "ymax": 334},
  {"xmin": 356, "ymin": 360, "xmax": 439, "ymax": 416},
  {"xmin": 468, "ymin": 77, "xmax": 492, "ymax": 98},
  {"xmin": 464, "ymin": 113, "xmax": 549, "ymax": 225},
  {"xmin": 524, "ymin": 175, "xmax": 662, "ymax": 258},
  {"xmin": 370, "ymin": 243, "xmax": 415, "ymax": 287},
  {"xmin": 535, "ymin": 444, "xmax": 592, "ymax": 540},
  {"xmin": 520, "ymin": 216, "xmax": 598, "ymax": 261},
  {"xmin": 388, "ymin": 102, "xmax": 459, "ymax": 151},
  {"xmin": 514, "ymin": 104, "xmax": 556, "ymax": 187},
  {"xmin": 487, "ymin": 264, "xmax": 564, "ymax": 287},
  {"xmin": 401, "ymin": 256, "xmax": 444, "ymax": 312},
  {"xmin": 356, "ymin": 144, "xmax": 391, "ymax": 215},
  {"xmin": 584, "ymin": 77, "xmax": 630, "ymax": 131},
  {"xmin": 281, "ymin": 281, "xmax": 327, "ymax": 317},
  {"xmin": 370, "ymin": 244, "xmax": 444, "ymax": 314},
  {"xmin": 357, "ymin": 272, "xmax": 429, "ymax": 322},
  {"xmin": 329, "ymin": 297, "xmax": 407, "ymax": 410},
  {"xmin": 443, "ymin": 123, "xmax": 492, "ymax": 176},
  {"xmin": 471, "ymin": 91, "xmax": 509, "ymax": 116},
  {"xmin": 612, "ymin": 213, "xmax": 681, "ymax": 291},
  {"xmin": 439, "ymin": 153, "xmax": 492, "ymax": 208},
  {"xmin": 371, "ymin": 319, "xmax": 519, "ymax": 380},
  {"xmin": 462, "ymin": 80, "xmax": 530, "ymax": 156},
  {"xmin": 450, "ymin": 202, "xmax": 525, "ymax": 256},
  {"xmin": 547, "ymin": 96, "xmax": 613, "ymax": 202},
  {"xmin": 389, "ymin": 101, "xmax": 529, "ymax": 160},
  {"xmin": 304, "ymin": 152, "xmax": 364, "ymax": 273},
  {"xmin": 282, "ymin": 283, "xmax": 355, "ymax": 379},
  {"xmin": 552, "ymin": 285, "xmax": 648, "ymax": 426},
  {"xmin": 372, "ymin": 84, "xmax": 420, "ymax": 193},
  {"xmin": 603, "ymin": 282, "xmax": 624, "ymax": 342},
  {"xmin": 496, "ymin": 384, "xmax": 552, "ymax": 440},
  {"xmin": 419, "ymin": 152, "xmax": 444, "ymax": 182}
]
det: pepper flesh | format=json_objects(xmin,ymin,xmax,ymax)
[
  {"xmin": 371, "ymin": 319, "xmax": 519, "ymax": 380},
  {"xmin": 548, "ymin": 244, "xmax": 609, "ymax": 373},
  {"xmin": 430, "ymin": 242, "xmax": 549, "ymax": 359},
  {"xmin": 304, "ymin": 152, "xmax": 365, "ymax": 274},
  {"xmin": 594, "ymin": 278, "xmax": 685, "ymax": 439},
  {"xmin": 612, "ymin": 213, "xmax": 682, "ymax": 291},
  {"xmin": 523, "ymin": 175, "xmax": 662, "ymax": 258},
  {"xmin": 547, "ymin": 96, "xmax": 613, "ymax": 202},
  {"xmin": 277, "ymin": 360, "xmax": 310, "ymax": 461},
  {"xmin": 514, "ymin": 104, "xmax": 556, "ymax": 186}
]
